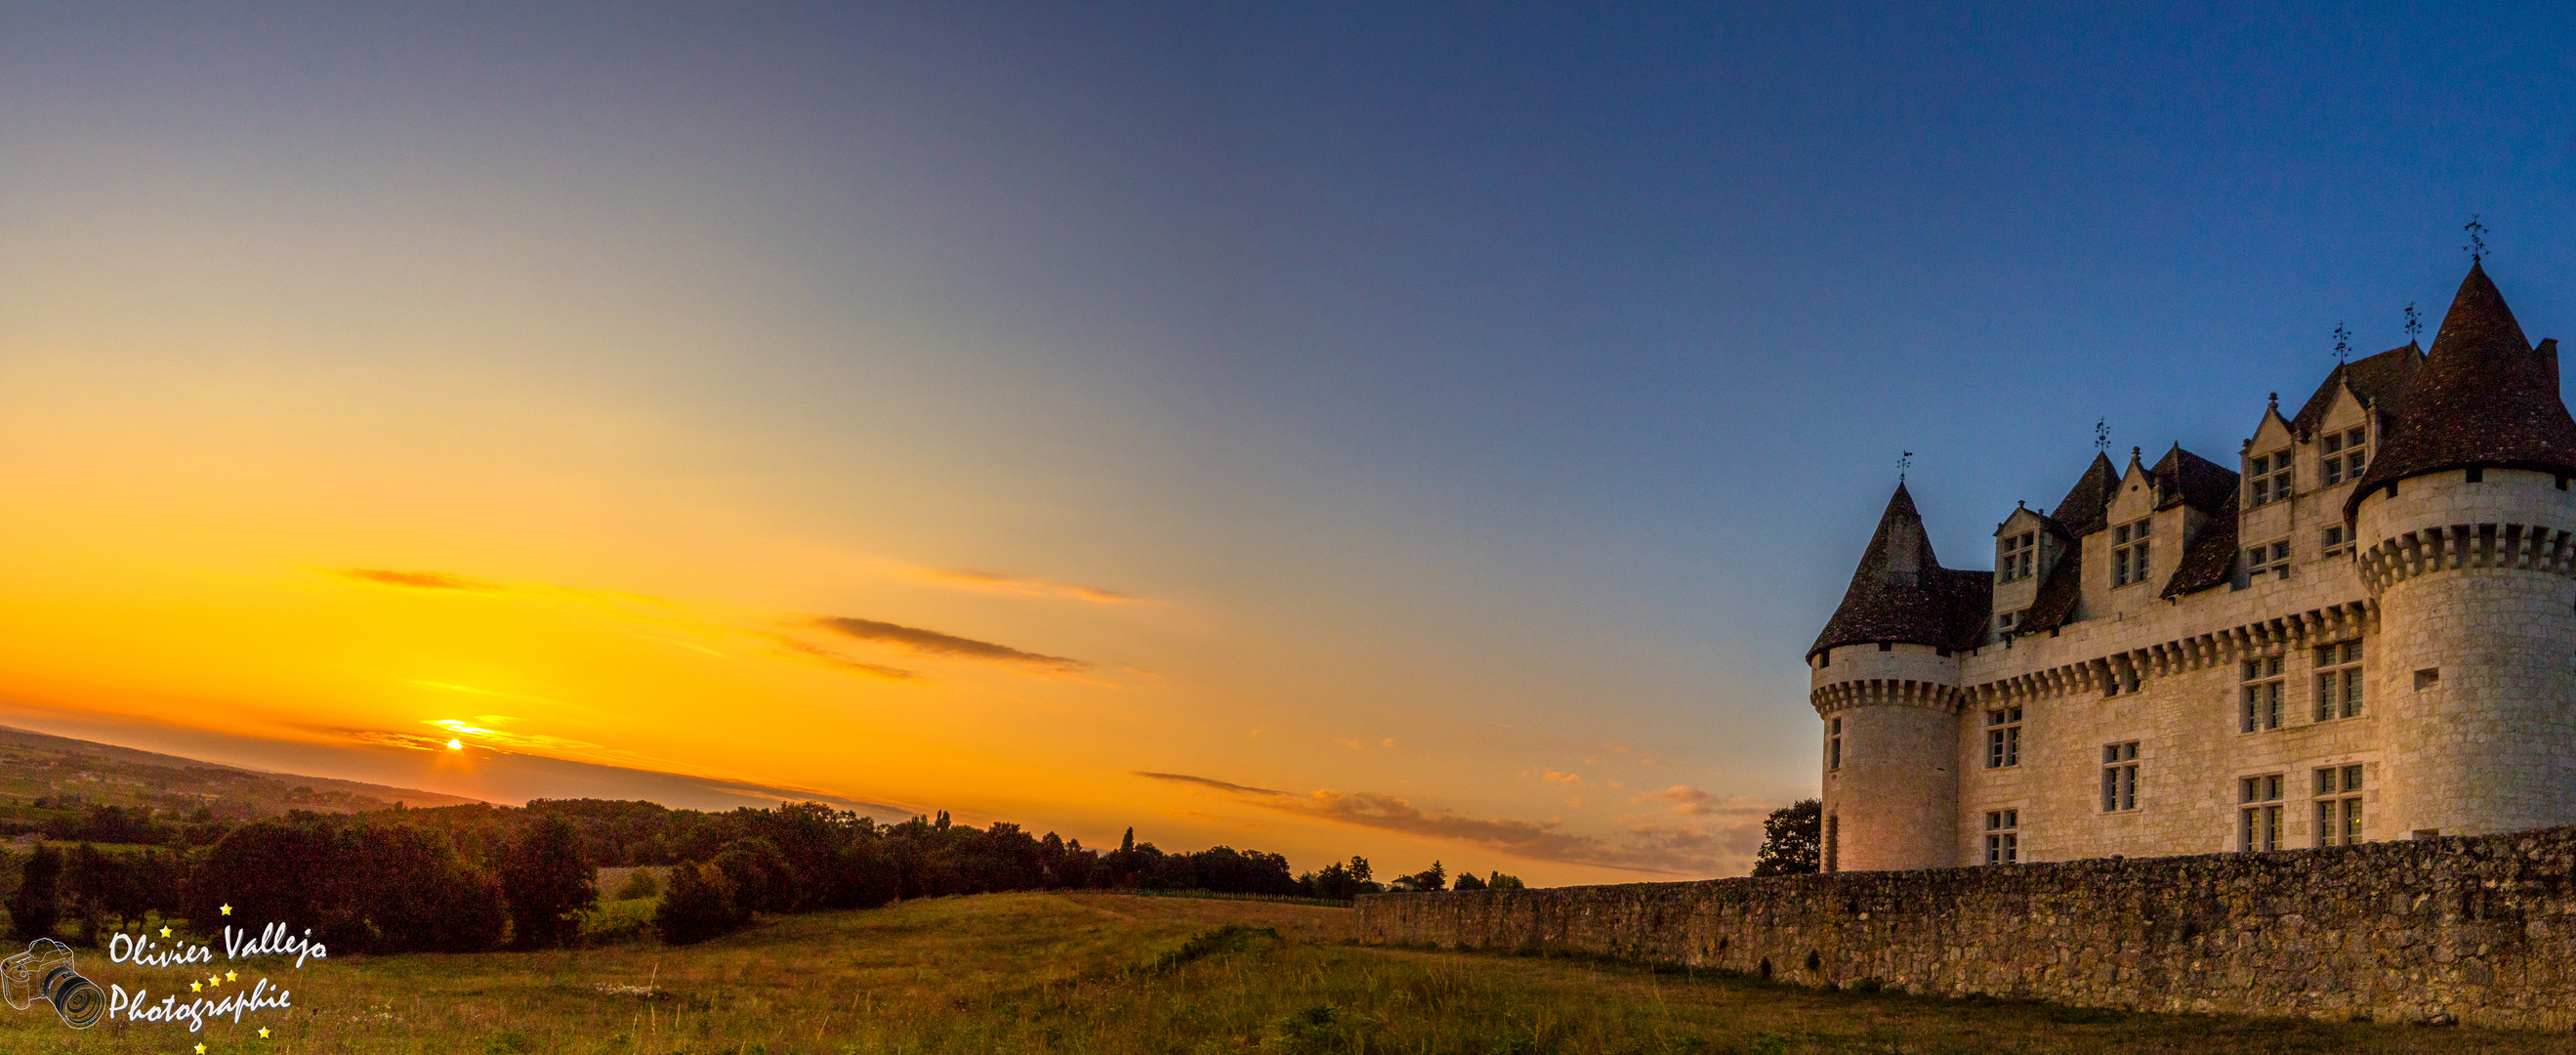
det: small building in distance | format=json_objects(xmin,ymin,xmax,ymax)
[{"xmin": 1808, "ymin": 260, "xmax": 2576, "ymax": 871}]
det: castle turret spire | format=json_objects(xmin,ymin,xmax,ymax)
[
  {"xmin": 2347, "ymin": 260, "xmax": 2576, "ymax": 518},
  {"xmin": 1807, "ymin": 483, "xmax": 1988, "ymax": 659}
]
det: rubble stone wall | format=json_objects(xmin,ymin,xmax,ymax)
[{"xmin": 1353, "ymin": 826, "xmax": 2576, "ymax": 1031}]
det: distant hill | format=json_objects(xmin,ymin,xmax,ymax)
[{"xmin": 0, "ymin": 724, "xmax": 482, "ymax": 821}]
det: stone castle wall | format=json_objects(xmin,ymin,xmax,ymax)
[{"xmin": 1352, "ymin": 826, "xmax": 2576, "ymax": 1031}]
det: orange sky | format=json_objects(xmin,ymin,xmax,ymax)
[
  {"xmin": 0, "ymin": 14, "xmax": 1845, "ymax": 888},
  {"xmin": 0, "ymin": 284, "xmax": 1790, "ymax": 884}
]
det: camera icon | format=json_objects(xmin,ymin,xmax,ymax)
[{"xmin": 2, "ymin": 938, "xmax": 104, "ymax": 1029}]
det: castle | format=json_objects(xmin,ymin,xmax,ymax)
[{"xmin": 1808, "ymin": 259, "xmax": 2576, "ymax": 871}]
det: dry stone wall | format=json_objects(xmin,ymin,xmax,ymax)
[{"xmin": 1352, "ymin": 826, "xmax": 2576, "ymax": 1031}]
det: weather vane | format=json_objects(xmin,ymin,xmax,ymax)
[
  {"xmin": 2465, "ymin": 214, "xmax": 2488, "ymax": 261},
  {"xmin": 2333, "ymin": 322, "xmax": 2350, "ymax": 364},
  {"xmin": 2094, "ymin": 418, "xmax": 2111, "ymax": 453},
  {"xmin": 1898, "ymin": 450, "xmax": 1913, "ymax": 483},
  {"xmin": 2405, "ymin": 302, "xmax": 2421, "ymax": 342}
]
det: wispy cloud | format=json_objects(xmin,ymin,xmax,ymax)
[
  {"xmin": 1543, "ymin": 770, "xmax": 1582, "ymax": 785},
  {"xmin": 333, "ymin": 569, "xmax": 503, "ymax": 592},
  {"xmin": 1132, "ymin": 771, "xmax": 1737, "ymax": 875},
  {"xmin": 1630, "ymin": 784, "xmax": 1771, "ymax": 819},
  {"xmin": 769, "ymin": 637, "xmax": 923, "ymax": 682},
  {"xmin": 812, "ymin": 616, "xmax": 1084, "ymax": 672},
  {"xmin": 1133, "ymin": 772, "xmax": 1287, "ymax": 796},
  {"xmin": 911, "ymin": 568, "xmax": 1142, "ymax": 604}
]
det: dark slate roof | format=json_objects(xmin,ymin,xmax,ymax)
[
  {"xmin": 1808, "ymin": 485, "xmax": 1995, "ymax": 659},
  {"xmin": 2288, "ymin": 344, "xmax": 2422, "ymax": 437},
  {"xmin": 2049, "ymin": 453, "xmax": 2121, "ymax": 537},
  {"xmin": 2347, "ymin": 261, "xmax": 2576, "ymax": 519},
  {"xmin": 2149, "ymin": 444, "xmax": 2239, "ymax": 515},
  {"xmin": 2016, "ymin": 542, "xmax": 2083, "ymax": 633},
  {"xmin": 2160, "ymin": 492, "xmax": 2242, "ymax": 599}
]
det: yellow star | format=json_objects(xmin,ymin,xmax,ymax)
[
  {"xmin": 208, "ymin": 974, "xmax": 222, "ymax": 987},
  {"xmin": 221, "ymin": 903, "xmax": 233, "ymax": 915},
  {"xmin": 160, "ymin": 925, "xmax": 172, "ymax": 938},
  {"xmin": 260, "ymin": 1026, "xmax": 270, "ymax": 1038},
  {"xmin": 195, "ymin": 1044, "xmax": 207, "ymax": 1054},
  {"xmin": 227, "ymin": 970, "xmax": 238, "ymax": 982},
  {"xmin": 188, "ymin": 980, "xmax": 201, "ymax": 992}
]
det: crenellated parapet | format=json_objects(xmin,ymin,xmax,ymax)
[
  {"xmin": 1809, "ymin": 678, "xmax": 1964, "ymax": 716},
  {"xmin": 2357, "ymin": 522, "xmax": 2576, "ymax": 596}
]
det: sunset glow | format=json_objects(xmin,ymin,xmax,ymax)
[{"xmin": 3, "ymin": 6, "xmax": 2570, "ymax": 888}]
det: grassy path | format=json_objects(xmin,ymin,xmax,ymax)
[{"xmin": 0, "ymin": 892, "xmax": 2552, "ymax": 1054}]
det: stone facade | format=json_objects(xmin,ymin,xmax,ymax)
[
  {"xmin": 1808, "ymin": 262, "xmax": 2576, "ymax": 871},
  {"xmin": 1353, "ymin": 826, "xmax": 2576, "ymax": 1030}
]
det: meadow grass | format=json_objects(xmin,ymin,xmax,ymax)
[{"xmin": 0, "ymin": 891, "xmax": 2557, "ymax": 1054}]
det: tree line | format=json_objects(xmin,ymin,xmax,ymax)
[{"xmin": 0, "ymin": 799, "xmax": 1525, "ymax": 950}]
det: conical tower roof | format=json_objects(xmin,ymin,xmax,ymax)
[
  {"xmin": 1807, "ymin": 484, "xmax": 1992, "ymax": 659},
  {"xmin": 2049, "ymin": 453, "xmax": 2120, "ymax": 536},
  {"xmin": 2347, "ymin": 260, "xmax": 2576, "ymax": 518}
]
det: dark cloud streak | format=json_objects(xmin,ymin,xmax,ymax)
[
  {"xmin": 813, "ymin": 615, "xmax": 1084, "ymax": 670},
  {"xmin": 1133, "ymin": 771, "xmax": 1746, "ymax": 875}
]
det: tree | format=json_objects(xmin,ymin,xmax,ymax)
[
  {"xmin": 712, "ymin": 837, "xmax": 798, "ymax": 914},
  {"xmin": 1483, "ymin": 871, "xmax": 1526, "ymax": 891},
  {"xmin": 1391, "ymin": 861, "xmax": 1445, "ymax": 892},
  {"xmin": 1752, "ymin": 798, "xmax": 1822, "ymax": 876},
  {"xmin": 654, "ymin": 861, "xmax": 745, "ymax": 945},
  {"xmin": 12, "ymin": 844, "xmax": 62, "ymax": 940},
  {"xmin": 1452, "ymin": 870, "xmax": 1486, "ymax": 891},
  {"xmin": 502, "ymin": 814, "xmax": 597, "ymax": 949},
  {"xmin": 353, "ymin": 824, "xmax": 508, "ymax": 953}
]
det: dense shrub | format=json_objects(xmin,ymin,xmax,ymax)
[{"xmin": 654, "ymin": 862, "xmax": 744, "ymax": 946}]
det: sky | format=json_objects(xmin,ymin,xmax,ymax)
[{"xmin": 1, "ymin": 3, "xmax": 2572, "ymax": 886}]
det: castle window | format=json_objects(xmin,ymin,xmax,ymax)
[
  {"xmin": 1997, "ymin": 611, "xmax": 2017, "ymax": 631},
  {"xmin": 2239, "ymin": 774, "xmax": 2285, "ymax": 851},
  {"xmin": 2112, "ymin": 520, "xmax": 2151, "ymax": 587},
  {"xmin": 2100, "ymin": 741, "xmax": 2140, "ymax": 812},
  {"xmin": 1983, "ymin": 809, "xmax": 2018, "ymax": 865},
  {"xmin": 2240, "ymin": 656, "xmax": 2285, "ymax": 733},
  {"xmin": 2321, "ymin": 525, "xmax": 2350, "ymax": 558},
  {"xmin": 2467, "ymin": 467, "xmax": 2484, "ymax": 484},
  {"xmin": 2314, "ymin": 641, "xmax": 2363, "ymax": 721},
  {"xmin": 1998, "ymin": 531, "xmax": 2037, "ymax": 582},
  {"xmin": 2245, "ymin": 539, "xmax": 2291, "ymax": 581},
  {"xmin": 1825, "ymin": 814, "xmax": 1839, "ymax": 872},
  {"xmin": 2314, "ymin": 765, "xmax": 2364, "ymax": 847},
  {"xmin": 2319, "ymin": 428, "xmax": 2366, "ymax": 485},
  {"xmin": 1828, "ymin": 717, "xmax": 1842, "ymax": 772},
  {"xmin": 1984, "ymin": 706, "xmax": 2022, "ymax": 769},
  {"xmin": 2248, "ymin": 451, "xmax": 2294, "ymax": 505}
]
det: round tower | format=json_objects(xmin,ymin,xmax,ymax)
[
  {"xmin": 2349, "ymin": 260, "xmax": 2576, "ymax": 839},
  {"xmin": 1807, "ymin": 484, "xmax": 1981, "ymax": 871}
]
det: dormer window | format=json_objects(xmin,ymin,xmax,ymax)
[
  {"xmin": 2319, "ymin": 427, "xmax": 2367, "ymax": 485},
  {"xmin": 2248, "ymin": 451, "xmax": 2294, "ymax": 505},
  {"xmin": 1998, "ymin": 531, "xmax": 2037, "ymax": 582},
  {"xmin": 2111, "ymin": 519, "xmax": 2151, "ymax": 587}
]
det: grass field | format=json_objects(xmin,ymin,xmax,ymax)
[{"xmin": 0, "ymin": 891, "xmax": 2560, "ymax": 1054}]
